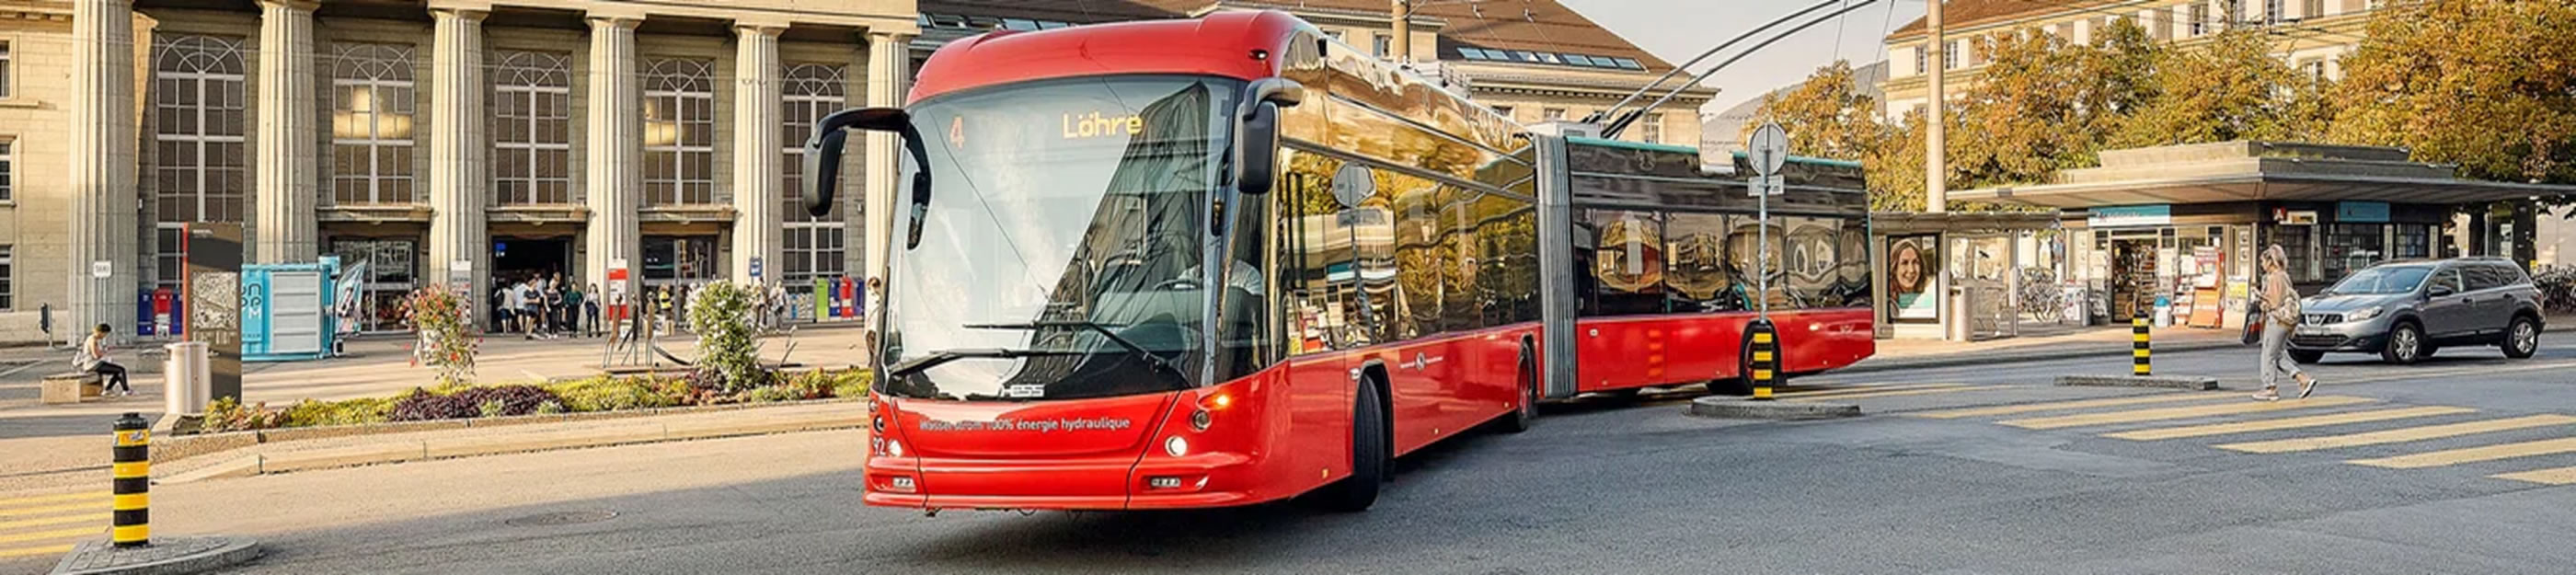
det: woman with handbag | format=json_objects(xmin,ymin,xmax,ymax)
[{"xmin": 2255, "ymin": 244, "xmax": 2319, "ymax": 401}]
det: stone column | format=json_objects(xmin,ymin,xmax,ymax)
[
  {"xmin": 584, "ymin": 14, "xmax": 644, "ymax": 303},
  {"xmin": 428, "ymin": 6, "xmax": 489, "ymax": 328},
  {"xmin": 861, "ymin": 30, "xmax": 913, "ymax": 357},
  {"xmin": 254, "ymin": 0, "xmax": 319, "ymax": 262},
  {"xmin": 69, "ymin": 0, "xmax": 139, "ymax": 341},
  {"xmin": 730, "ymin": 23, "xmax": 784, "ymax": 286}
]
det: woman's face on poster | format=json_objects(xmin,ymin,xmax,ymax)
[{"xmin": 1893, "ymin": 243, "xmax": 1926, "ymax": 293}]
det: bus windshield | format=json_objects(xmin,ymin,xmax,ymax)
[{"xmin": 880, "ymin": 75, "xmax": 1242, "ymax": 402}]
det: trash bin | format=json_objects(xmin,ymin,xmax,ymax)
[{"xmin": 164, "ymin": 341, "xmax": 210, "ymax": 416}]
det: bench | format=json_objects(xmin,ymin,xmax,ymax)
[{"xmin": 40, "ymin": 372, "xmax": 102, "ymax": 405}]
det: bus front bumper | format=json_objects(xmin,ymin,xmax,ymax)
[{"xmin": 864, "ymin": 452, "xmax": 1265, "ymax": 512}]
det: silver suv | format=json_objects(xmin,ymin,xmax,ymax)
[{"xmin": 2288, "ymin": 258, "xmax": 2544, "ymax": 364}]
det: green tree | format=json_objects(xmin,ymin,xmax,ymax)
[
  {"xmin": 403, "ymin": 287, "xmax": 477, "ymax": 385},
  {"xmin": 2329, "ymin": 0, "xmax": 2576, "ymax": 186},
  {"xmin": 2116, "ymin": 29, "xmax": 2315, "ymax": 147}
]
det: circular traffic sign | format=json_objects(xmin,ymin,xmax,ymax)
[
  {"xmin": 1330, "ymin": 164, "xmax": 1376, "ymax": 209},
  {"xmin": 1748, "ymin": 122, "xmax": 1789, "ymax": 176}
]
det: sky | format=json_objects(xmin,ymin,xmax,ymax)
[{"xmin": 1559, "ymin": 0, "xmax": 1926, "ymax": 117}]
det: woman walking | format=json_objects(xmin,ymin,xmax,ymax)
[
  {"xmin": 2255, "ymin": 244, "xmax": 2319, "ymax": 401},
  {"xmin": 76, "ymin": 324, "xmax": 132, "ymax": 397}
]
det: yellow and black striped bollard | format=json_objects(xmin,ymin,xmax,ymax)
[
  {"xmin": 112, "ymin": 412, "xmax": 150, "ymax": 548},
  {"xmin": 1750, "ymin": 319, "xmax": 1779, "ymax": 400},
  {"xmin": 2133, "ymin": 309, "xmax": 2152, "ymax": 376}
]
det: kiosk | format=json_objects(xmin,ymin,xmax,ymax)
[{"xmin": 241, "ymin": 259, "xmax": 343, "ymax": 362}]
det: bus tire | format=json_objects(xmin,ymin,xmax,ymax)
[
  {"xmin": 1500, "ymin": 347, "xmax": 1537, "ymax": 433},
  {"xmin": 1316, "ymin": 379, "xmax": 1387, "ymax": 512},
  {"xmin": 1708, "ymin": 341, "xmax": 1755, "ymax": 397}
]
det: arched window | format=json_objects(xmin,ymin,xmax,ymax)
[
  {"xmin": 330, "ymin": 43, "xmax": 417, "ymax": 205},
  {"xmin": 491, "ymin": 51, "xmax": 571, "ymax": 205},
  {"xmin": 152, "ymin": 34, "xmax": 247, "ymax": 292},
  {"xmin": 642, "ymin": 58, "xmax": 714, "ymax": 205},
  {"xmin": 779, "ymin": 63, "xmax": 848, "ymax": 298}
]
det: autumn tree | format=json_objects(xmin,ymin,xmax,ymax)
[
  {"xmin": 2329, "ymin": 0, "xmax": 2576, "ymax": 186},
  {"xmin": 2116, "ymin": 29, "xmax": 2319, "ymax": 147},
  {"xmin": 1743, "ymin": 60, "xmax": 1887, "ymax": 161}
]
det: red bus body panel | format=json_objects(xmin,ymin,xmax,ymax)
[
  {"xmin": 909, "ymin": 11, "xmax": 1305, "ymax": 105},
  {"xmin": 1572, "ymin": 308, "xmax": 1876, "ymax": 392}
]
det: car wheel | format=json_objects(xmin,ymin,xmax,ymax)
[
  {"xmin": 2504, "ymin": 316, "xmax": 2540, "ymax": 359},
  {"xmin": 1315, "ymin": 378, "xmax": 1386, "ymax": 512},
  {"xmin": 2289, "ymin": 350, "xmax": 2324, "ymax": 364},
  {"xmin": 2382, "ymin": 322, "xmax": 2426, "ymax": 364}
]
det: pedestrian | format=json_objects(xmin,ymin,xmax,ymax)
[
  {"xmin": 519, "ymin": 279, "xmax": 542, "ymax": 339},
  {"xmin": 543, "ymin": 276, "xmax": 566, "ymax": 338},
  {"xmin": 584, "ymin": 283, "xmax": 603, "ymax": 338},
  {"xmin": 76, "ymin": 324, "xmax": 132, "ymax": 397},
  {"xmin": 501, "ymin": 278, "xmax": 526, "ymax": 335},
  {"xmin": 657, "ymin": 286, "xmax": 675, "ymax": 334},
  {"xmin": 565, "ymin": 282, "xmax": 585, "ymax": 337},
  {"xmin": 2254, "ymin": 244, "xmax": 2319, "ymax": 401},
  {"xmin": 491, "ymin": 283, "xmax": 512, "ymax": 332}
]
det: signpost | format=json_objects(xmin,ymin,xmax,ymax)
[
  {"xmin": 1745, "ymin": 122, "xmax": 1789, "ymax": 400},
  {"xmin": 182, "ymin": 223, "xmax": 244, "ymax": 403}
]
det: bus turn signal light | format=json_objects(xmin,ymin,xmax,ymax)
[{"xmin": 1201, "ymin": 392, "xmax": 1233, "ymax": 410}]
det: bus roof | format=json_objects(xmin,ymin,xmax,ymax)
[{"xmin": 910, "ymin": 11, "xmax": 1307, "ymax": 104}]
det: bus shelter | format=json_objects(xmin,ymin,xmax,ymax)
[
  {"xmin": 1870, "ymin": 212, "xmax": 2060, "ymax": 340},
  {"xmin": 1951, "ymin": 141, "xmax": 2576, "ymax": 333}
]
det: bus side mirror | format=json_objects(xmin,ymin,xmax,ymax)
[
  {"xmin": 1232, "ymin": 78, "xmax": 1305, "ymax": 196},
  {"xmin": 805, "ymin": 107, "xmax": 934, "ymax": 248}
]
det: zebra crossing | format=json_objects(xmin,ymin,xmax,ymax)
[
  {"xmin": 0, "ymin": 490, "xmax": 108, "ymax": 560},
  {"xmin": 1910, "ymin": 392, "xmax": 2576, "ymax": 486}
]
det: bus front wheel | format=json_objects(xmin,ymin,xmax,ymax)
[
  {"xmin": 1315, "ymin": 379, "xmax": 1387, "ymax": 512},
  {"xmin": 1499, "ymin": 349, "xmax": 1537, "ymax": 433},
  {"xmin": 1708, "ymin": 342, "xmax": 1756, "ymax": 397}
]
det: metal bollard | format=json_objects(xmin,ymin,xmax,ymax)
[
  {"xmin": 111, "ymin": 412, "xmax": 150, "ymax": 547},
  {"xmin": 1749, "ymin": 319, "xmax": 1778, "ymax": 400},
  {"xmin": 2133, "ymin": 309, "xmax": 2152, "ymax": 376}
]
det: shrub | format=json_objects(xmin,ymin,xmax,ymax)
[
  {"xmin": 282, "ymin": 397, "xmax": 395, "ymax": 428},
  {"xmin": 684, "ymin": 282, "xmax": 763, "ymax": 393},
  {"xmin": 201, "ymin": 397, "xmax": 288, "ymax": 432},
  {"xmin": 830, "ymin": 370, "xmax": 873, "ymax": 399},
  {"xmin": 389, "ymin": 385, "xmax": 562, "ymax": 421},
  {"xmin": 545, "ymin": 375, "xmax": 675, "ymax": 412},
  {"xmin": 401, "ymin": 287, "xmax": 478, "ymax": 385}
]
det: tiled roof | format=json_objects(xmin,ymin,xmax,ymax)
[
  {"xmin": 913, "ymin": 0, "xmax": 1181, "ymax": 24},
  {"xmin": 1887, "ymin": 0, "xmax": 2133, "ymax": 41}
]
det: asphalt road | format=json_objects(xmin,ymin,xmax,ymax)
[{"xmin": 6, "ymin": 338, "xmax": 2575, "ymax": 574}]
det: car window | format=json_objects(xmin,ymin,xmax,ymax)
[
  {"xmin": 2431, "ymin": 268, "xmax": 2466, "ymax": 293},
  {"xmin": 2463, "ymin": 264, "xmax": 2510, "ymax": 291},
  {"xmin": 2489, "ymin": 264, "xmax": 2531, "ymax": 288}
]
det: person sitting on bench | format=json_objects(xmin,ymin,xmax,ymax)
[{"xmin": 75, "ymin": 324, "xmax": 131, "ymax": 397}]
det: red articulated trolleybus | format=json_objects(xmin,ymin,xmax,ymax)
[{"xmin": 800, "ymin": 10, "xmax": 1874, "ymax": 513}]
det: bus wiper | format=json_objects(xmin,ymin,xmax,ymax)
[
  {"xmin": 884, "ymin": 348, "xmax": 1075, "ymax": 378},
  {"xmin": 965, "ymin": 321, "xmax": 1189, "ymax": 384}
]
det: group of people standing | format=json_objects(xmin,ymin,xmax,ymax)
[{"xmin": 492, "ymin": 273, "xmax": 598, "ymax": 339}]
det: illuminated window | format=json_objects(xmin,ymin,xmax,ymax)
[
  {"xmin": 643, "ymin": 58, "xmax": 715, "ymax": 206},
  {"xmin": 330, "ymin": 43, "xmax": 416, "ymax": 205},
  {"xmin": 153, "ymin": 35, "xmax": 247, "ymax": 293},
  {"xmin": 491, "ymin": 51, "xmax": 571, "ymax": 205}
]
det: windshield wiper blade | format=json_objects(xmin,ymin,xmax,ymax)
[
  {"xmin": 884, "ymin": 348, "xmax": 1076, "ymax": 378},
  {"xmin": 966, "ymin": 321, "xmax": 1189, "ymax": 383}
]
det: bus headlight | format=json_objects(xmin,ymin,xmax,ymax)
[
  {"xmin": 887, "ymin": 440, "xmax": 905, "ymax": 458},
  {"xmin": 1164, "ymin": 435, "xmax": 1190, "ymax": 457}
]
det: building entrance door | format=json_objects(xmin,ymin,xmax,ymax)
[
  {"xmin": 493, "ymin": 237, "xmax": 573, "ymax": 289},
  {"xmin": 2110, "ymin": 238, "xmax": 2160, "ymax": 320}
]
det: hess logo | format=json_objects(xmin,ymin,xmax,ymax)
[{"xmin": 1062, "ymin": 111, "xmax": 1145, "ymax": 139}]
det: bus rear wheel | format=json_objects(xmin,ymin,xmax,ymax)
[
  {"xmin": 1500, "ymin": 351, "xmax": 1537, "ymax": 433},
  {"xmin": 1708, "ymin": 343, "xmax": 1755, "ymax": 397},
  {"xmin": 1314, "ymin": 379, "xmax": 1387, "ymax": 512}
]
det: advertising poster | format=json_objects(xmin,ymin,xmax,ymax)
[{"xmin": 1888, "ymin": 235, "xmax": 1938, "ymax": 320}]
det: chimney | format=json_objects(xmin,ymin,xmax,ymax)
[{"xmin": 1391, "ymin": 0, "xmax": 1412, "ymax": 64}]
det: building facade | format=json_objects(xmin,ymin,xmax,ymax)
[
  {"xmin": 1880, "ymin": 0, "xmax": 2378, "ymax": 118},
  {"xmin": 915, "ymin": 0, "xmax": 1714, "ymax": 148},
  {"xmin": 0, "ymin": 0, "xmax": 918, "ymax": 342}
]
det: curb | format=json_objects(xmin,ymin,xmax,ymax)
[
  {"xmin": 51, "ymin": 535, "xmax": 260, "ymax": 575},
  {"xmin": 2056, "ymin": 374, "xmax": 2220, "ymax": 390},
  {"xmin": 1686, "ymin": 397, "xmax": 1861, "ymax": 420},
  {"xmin": 153, "ymin": 397, "xmax": 862, "ymax": 466},
  {"xmin": 1840, "ymin": 340, "xmax": 2241, "ymax": 374},
  {"xmin": 157, "ymin": 406, "xmax": 861, "ymax": 484}
]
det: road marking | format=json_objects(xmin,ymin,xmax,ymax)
[
  {"xmin": 2329, "ymin": 360, "xmax": 2576, "ymax": 385},
  {"xmin": 0, "ymin": 512, "xmax": 107, "ymax": 530},
  {"xmin": 0, "ymin": 491, "xmax": 108, "ymax": 508},
  {"xmin": 2102, "ymin": 406, "xmax": 2477, "ymax": 441},
  {"xmin": 1771, "ymin": 383, "xmax": 1968, "ymax": 399},
  {"xmin": 0, "ymin": 502, "xmax": 100, "ymax": 519},
  {"xmin": 2214, "ymin": 414, "xmax": 2576, "ymax": 454},
  {"xmin": 2000, "ymin": 396, "xmax": 2375, "ymax": 430},
  {"xmin": 0, "ymin": 526, "xmax": 100, "ymax": 544},
  {"xmin": 1788, "ymin": 385, "xmax": 2001, "ymax": 401},
  {"xmin": 0, "ymin": 543, "xmax": 75, "ymax": 558},
  {"xmin": 2492, "ymin": 466, "xmax": 2576, "ymax": 485},
  {"xmin": 1908, "ymin": 393, "xmax": 2235, "ymax": 420},
  {"xmin": 2349, "ymin": 437, "xmax": 2576, "ymax": 469}
]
